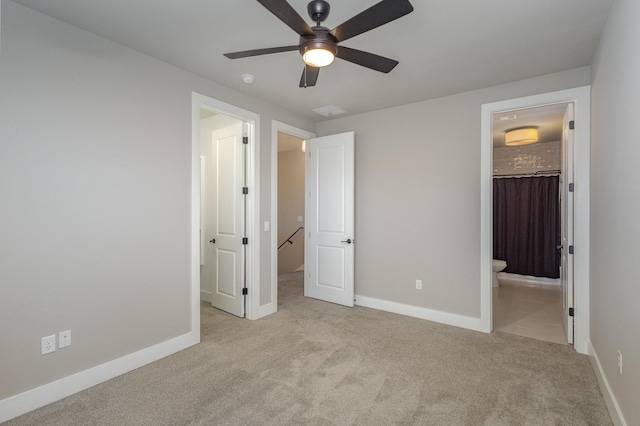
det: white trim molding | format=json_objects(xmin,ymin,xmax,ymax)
[
  {"xmin": 0, "ymin": 332, "xmax": 197, "ymax": 423},
  {"xmin": 480, "ymin": 86, "xmax": 591, "ymax": 353},
  {"xmin": 588, "ymin": 340, "xmax": 628, "ymax": 426},
  {"xmin": 356, "ymin": 295, "xmax": 484, "ymax": 332}
]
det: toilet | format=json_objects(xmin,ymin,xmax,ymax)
[{"xmin": 492, "ymin": 259, "xmax": 507, "ymax": 288}]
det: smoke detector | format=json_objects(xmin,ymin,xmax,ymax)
[{"xmin": 241, "ymin": 74, "xmax": 255, "ymax": 84}]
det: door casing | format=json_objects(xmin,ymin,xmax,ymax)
[{"xmin": 480, "ymin": 86, "xmax": 591, "ymax": 354}]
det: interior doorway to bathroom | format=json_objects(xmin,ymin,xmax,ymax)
[
  {"xmin": 492, "ymin": 103, "xmax": 573, "ymax": 344},
  {"xmin": 481, "ymin": 86, "xmax": 591, "ymax": 353},
  {"xmin": 491, "ymin": 102, "xmax": 571, "ymax": 345}
]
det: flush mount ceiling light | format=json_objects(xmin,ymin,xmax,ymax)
[{"xmin": 505, "ymin": 128, "xmax": 539, "ymax": 146}]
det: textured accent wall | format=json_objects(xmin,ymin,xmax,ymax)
[{"xmin": 493, "ymin": 141, "xmax": 561, "ymax": 176}]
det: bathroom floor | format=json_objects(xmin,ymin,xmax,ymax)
[{"xmin": 493, "ymin": 277, "xmax": 567, "ymax": 345}]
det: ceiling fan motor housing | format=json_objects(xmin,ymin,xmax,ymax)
[
  {"xmin": 308, "ymin": 0, "xmax": 330, "ymax": 23},
  {"xmin": 299, "ymin": 27, "xmax": 338, "ymax": 58}
]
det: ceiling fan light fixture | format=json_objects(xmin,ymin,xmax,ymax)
[
  {"xmin": 301, "ymin": 36, "xmax": 337, "ymax": 67},
  {"xmin": 505, "ymin": 127, "xmax": 539, "ymax": 146},
  {"xmin": 303, "ymin": 48, "xmax": 335, "ymax": 67}
]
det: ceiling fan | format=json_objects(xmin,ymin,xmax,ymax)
[{"xmin": 223, "ymin": 0, "xmax": 414, "ymax": 87}]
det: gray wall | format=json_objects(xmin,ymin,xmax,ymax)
[
  {"xmin": 590, "ymin": 0, "xmax": 640, "ymax": 423},
  {"xmin": 0, "ymin": 1, "xmax": 313, "ymax": 400},
  {"xmin": 316, "ymin": 67, "xmax": 591, "ymax": 318}
]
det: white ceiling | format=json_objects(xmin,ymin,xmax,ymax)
[
  {"xmin": 492, "ymin": 103, "xmax": 568, "ymax": 147},
  {"xmin": 11, "ymin": 0, "xmax": 613, "ymax": 122}
]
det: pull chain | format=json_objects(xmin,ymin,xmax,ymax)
[{"xmin": 303, "ymin": 47, "xmax": 308, "ymax": 88}]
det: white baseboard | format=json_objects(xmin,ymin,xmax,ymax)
[
  {"xmin": 200, "ymin": 289, "xmax": 212, "ymax": 303},
  {"xmin": 0, "ymin": 332, "xmax": 199, "ymax": 423},
  {"xmin": 355, "ymin": 295, "xmax": 484, "ymax": 332},
  {"xmin": 255, "ymin": 301, "xmax": 277, "ymax": 320},
  {"xmin": 499, "ymin": 272, "xmax": 560, "ymax": 286},
  {"xmin": 587, "ymin": 340, "xmax": 627, "ymax": 426}
]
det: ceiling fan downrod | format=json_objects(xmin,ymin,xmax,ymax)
[{"xmin": 308, "ymin": 0, "xmax": 330, "ymax": 26}]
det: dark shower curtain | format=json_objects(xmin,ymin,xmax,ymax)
[{"xmin": 493, "ymin": 176, "xmax": 560, "ymax": 278}]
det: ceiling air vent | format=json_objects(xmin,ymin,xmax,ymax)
[{"xmin": 313, "ymin": 105, "xmax": 346, "ymax": 118}]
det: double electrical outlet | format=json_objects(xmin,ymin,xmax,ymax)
[{"xmin": 41, "ymin": 330, "xmax": 71, "ymax": 355}]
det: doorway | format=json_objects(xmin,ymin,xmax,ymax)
[
  {"xmin": 191, "ymin": 93, "xmax": 260, "ymax": 326},
  {"xmin": 270, "ymin": 121, "xmax": 316, "ymax": 314},
  {"xmin": 276, "ymin": 132, "xmax": 306, "ymax": 276},
  {"xmin": 480, "ymin": 86, "xmax": 591, "ymax": 354},
  {"xmin": 200, "ymin": 111, "xmax": 247, "ymax": 317},
  {"xmin": 491, "ymin": 103, "xmax": 568, "ymax": 344}
]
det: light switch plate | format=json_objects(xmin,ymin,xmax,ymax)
[{"xmin": 59, "ymin": 330, "xmax": 71, "ymax": 348}]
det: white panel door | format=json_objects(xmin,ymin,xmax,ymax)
[
  {"xmin": 560, "ymin": 104, "xmax": 575, "ymax": 344},
  {"xmin": 305, "ymin": 132, "xmax": 354, "ymax": 307},
  {"xmin": 210, "ymin": 123, "xmax": 245, "ymax": 317}
]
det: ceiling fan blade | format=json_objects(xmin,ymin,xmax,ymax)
[
  {"xmin": 224, "ymin": 45, "xmax": 299, "ymax": 59},
  {"xmin": 257, "ymin": 0, "xmax": 314, "ymax": 37},
  {"xmin": 299, "ymin": 65, "xmax": 320, "ymax": 87},
  {"xmin": 336, "ymin": 46, "xmax": 399, "ymax": 73},
  {"xmin": 330, "ymin": 0, "xmax": 414, "ymax": 43}
]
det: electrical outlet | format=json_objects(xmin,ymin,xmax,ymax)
[
  {"xmin": 618, "ymin": 350, "xmax": 622, "ymax": 374},
  {"xmin": 416, "ymin": 279, "xmax": 423, "ymax": 290},
  {"xmin": 59, "ymin": 330, "xmax": 71, "ymax": 348},
  {"xmin": 41, "ymin": 335, "xmax": 56, "ymax": 355}
]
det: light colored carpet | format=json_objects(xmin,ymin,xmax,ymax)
[{"xmin": 7, "ymin": 272, "xmax": 611, "ymax": 425}]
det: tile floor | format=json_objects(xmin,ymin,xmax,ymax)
[{"xmin": 493, "ymin": 276, "xmax": 568, "ymax": 345}]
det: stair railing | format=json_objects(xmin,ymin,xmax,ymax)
[{"xmin": 278, "ymin": 226, "xmax": 304, "ymax": 250}]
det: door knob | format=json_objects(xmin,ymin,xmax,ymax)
[
  {"xmin": 209, "ymin": 238, "xmax": 216, "ymax": 244},
  {"xmin": 341, "ymin": 238, "xmax": 352, "ymax": 244}
]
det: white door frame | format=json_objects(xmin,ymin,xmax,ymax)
[
  {"xmin": 269, "ymin": 121, "xmax": 316, "ymax": 316},
  {"xmin": 192, "ymin": 92, "xmax": 261, "ymax": 322},
  {"xmin": 480, "ymin": 86, "xmax": 591, "ymax": 354}
]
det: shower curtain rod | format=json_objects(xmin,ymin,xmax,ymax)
[{"xmin": 493, "ymin": 169, "xmax": 561, "ymax": 178}]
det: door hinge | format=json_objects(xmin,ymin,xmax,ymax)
[
  {"xmin": 242, "ymin": 237, "xmax": 248, "ymax": 245},
  {"xmin": 242, "ymin": 187, "xmax": 248, "ymax": 195},
  {"xmin": 569, "ymin": 120, "xmax": 575, "ymax": 130},
  {"xmin": 569, "ymin": 183, "xmax": 574, "ymax": 192},
  {"xmin": 242, "ymin": 136, "xmax": 248, "ymax": 145},
  {"xmin": 569, "ymin": 245, "xmax": 574, "ymax": 254},
  {"xmin": 242, "ymin": 288, "xmax": 248, "ymax": 295},
  {"xmin": 569, "ymin": 307, "xmax": 574, "ymax": 317}
]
